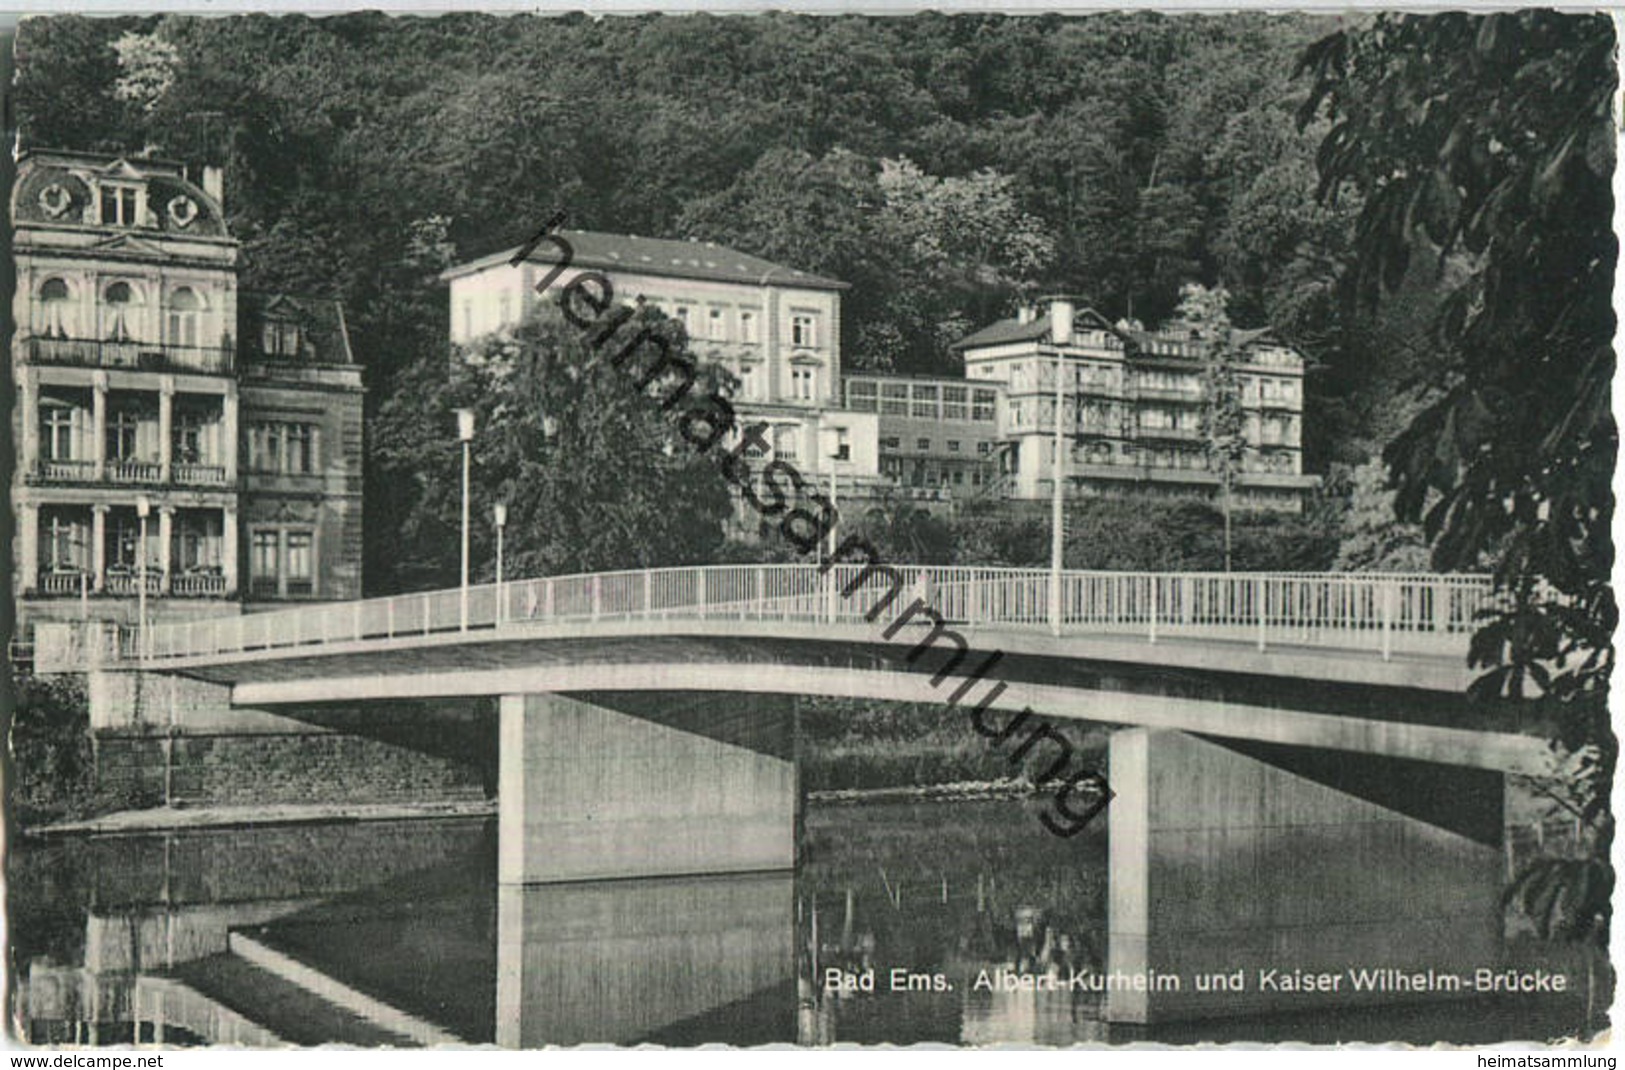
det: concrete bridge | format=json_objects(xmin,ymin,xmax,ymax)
[{"xmin": 43, "ymin": 564, "xmax": 1557, "ymax": 1024}]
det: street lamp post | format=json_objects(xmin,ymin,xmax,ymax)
[
  {"xmin": 136, "ymin": 495, "xmax": 151, "ymax": 658},
  {"xmin": 493, "ymin": 502, "xmax": 507, "ymax": 624},
  {"xmin": 820, "ymin": 427, "xmax": 844, "ymax": 623},
  {"xmin": 1046, "ymin": 298, "xmax": 1076, "ymax": 638},
  {"xmin": 457, "ymin": 408, "xmax": 475, "ymax": 631}
]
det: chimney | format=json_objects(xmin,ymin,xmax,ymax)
[
  {"xmin": 202, "ymin": 165, "xmax": 224, "ymax": 211},
  {"xmin": 1016, "ymin": 306, "xmax": 1034, "ymax": 325},
  {"xmin": 1049, "ymin": 298, "xmax": 1074, "ymax": 346}
]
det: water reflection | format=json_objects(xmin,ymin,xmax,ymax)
[{"xmin": 9, "ymin": 801, "xmax": 1593, "ymax": 1047}]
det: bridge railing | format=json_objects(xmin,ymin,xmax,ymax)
[{"xmin": 98, "ymin": 565, "xmax": 1505, "ymax": 672}]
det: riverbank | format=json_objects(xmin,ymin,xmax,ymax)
[{"xmin": 25, "ymin": 799, "xmax": 498, "ymax": 838}]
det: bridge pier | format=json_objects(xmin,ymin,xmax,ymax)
[
  {"xmin": 498, "ymin": 693, "xmax": 796, "ymax": 884},
  {"xmin": 1106, "ymin": 728, "xmax": 1505, "ymax": 1023}
]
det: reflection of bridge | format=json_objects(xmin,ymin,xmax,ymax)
[{"xmin": 51, "ymin": 565, "xmax": 1555, "ymax": 1025}]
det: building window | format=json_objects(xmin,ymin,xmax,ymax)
[
  {"xmin": 972, "ymin": 389, "xmax": 997, "ymax": 422},
  {"xmin": 708, "ymin": 308, "xmax": 726, "ymax": 340},
  {"xmin": 286, "ymin": 532, "xmax": 314, "ymax": 595},
  {"xmin": 880, "ymin": 383, "xmax": 908, "ymax": 415},
  {"xmin": 173, "ymin": 408, "xmax": 208, "ymax": 463},
  {"xmin": 948, "ymin": 440, "xmax": 962, "ymax": 453},
  {"xmin": 172, "ymin": 512, "xmax": 222, "ymax": 572},
  {"xmin": 497, "ymin": 293, "xmax": 511, "ymax": 327},
  {"xmin": 916, "ymin": 437, "xmax": 931, "ymax": 451},
  {"xmin": 250, "ymin": 422, "xmax": 319, "ymax": 474},
  {"xmin": 911, "ymin": 384, "xmax": 939, "ymax": 419},
  {"xmin": 108, "ymin": 512, "xmax": 149, "ymax": 571},
  {"xmin": 263, "ymin": 320, "xmax": 301, "ymax": 357},
  {"xmin": 791, "ymin": 314, "xmax": 816, "ymax": 348},
  {"xmin": 168, "ymin": 287, "xmax": 202, "ymax": 348},
  {"xmin": 43, "ymin": 511, "xmax": 87, "ymax": 572},
  {"xmin": 673, "ymin": 306, "xmax": 692, "ymax": 333},
  {"xmin": 943, "ymin": 385, "xmax": 968, "ymax": 421},
  {"xmin": 41, "ymin": 400, "xmax": 80, "ymax": 461},
  {"xmin": 832, "ymin": 428, "xmax": 851, "ymax": 461},
  {"xmin": 740, "ymin": 310, "xmax": 758, "ymax": 344},
  {"xmin": 847, "ymin": 380, "xmax": 878, "ymax": 412},
  {"xmin": 38, "ymin": 278, "xmax": 73, "ymax": 338},
  {"xmin": 880, "ymin": 436, "xmax": 901, "ymax": 450},
  {"xmin": 773, "ymin": 426, "xmax": 798, "ymax": 461},
  {"xmin": 251, "ymin": 530, "xmax": 280, "ymax": 597},
  {"xmin": 103, "ymin": 282, "xmax": 136, "ymax": 341},
  {"xmin": 977, "ymin": 441, "xmax": 992, "ymax": 456},
  {"xmin": 106, "ymin": 409, "xmax": 143, "ymax": 463},
  {"xmin": 100, "ymin": 184, "xmax": 139, "ymax": 226},
  {"xmin": 792, "ymin": 367, "xmax": 816, "ymax": 401},
  {"xmin": 251, "ymin": 528, "xmax": 316, "ymax": 598}
]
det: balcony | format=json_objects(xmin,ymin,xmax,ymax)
[
  {"xmin": 1135, "ymin": 425, "xmax": 1203, "ymax": 443},
  {"xmin": 103, "ymin": 571, "xmax": 162, "ymax": 596},
  {"xmin": 33, "ymin": 569, "xmax": 228, "ymax": 598},
  {"xmin": 106, "ymin": 459, "xmax": 164, "ymax": 484},
  {"xmin": 26, "ymin": 337, "xmax": 235, "ymax": 375},
  {"xmin": 1135, "ymin": 386, "xmax": 1204, "ymax": 403},
  {"xmin": 39, "ymin": 571, "xmax": 90, "ymax": 596},
  {"xmin": 172, "ymin": 462, "xmax": 229, "ymax": 486},
  {"xmin": 171, "ymin": 571, "xmax": 227, "ymax": 597},
  {"xmin": 33, "ymin": 459, "xmax": 96, "ymax": 483}
]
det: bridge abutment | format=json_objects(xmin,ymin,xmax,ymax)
[
  {"xmin": 1106, "ymin": 727, "xmax": 1504, "ymax": 1023},
  {"xmin": 498, "ymin": 693, "xmax": 796, "ymax": 884}
]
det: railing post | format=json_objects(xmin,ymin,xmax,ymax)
[
  {"xmin": 697, "ymin": 570, "xmax": 707, "ymax": 619},
  {"xmin": 826, "ymin": 564, "xmax": 838, "ymax": 624},
  {"xmin": 1147, "ymin": 575, "xmax": 1157, "ymax": 645},
  {"xmin": 1432, "ymin": 579, "xmax": 1450, "ymax": 634},
  {"xmin": 1255, "ymin": 576, "xmax": 1267, "ymax": 652},
  {"xmin": 643, "ymin": 571, "xmax": 653, "ymax": 619},
  {"xmin": 755, "ymin": 567, "xmax": 766, "ymax": 620},
  {"xmin": 1381, "ymin": 581, "xmax": 1395, "ymax": 661}
]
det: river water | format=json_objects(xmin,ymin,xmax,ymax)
[{"xmin": 8, "ymin": 800, "xmax": 1593, "ymax": 1047}]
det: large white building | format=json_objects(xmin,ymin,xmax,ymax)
[
  {"xmin": 441, "ymin": 230, "xmax": 882, "ymax": 501},
  {"xmin": 953, "ymin": 299, "xmax": 1318, "ymax": 512}
]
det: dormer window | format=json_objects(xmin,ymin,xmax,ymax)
[
  {"xmin": 262, "ymin": 320, "xmax": 302, "ymax": 358},
  {"xmin": 99, "ymin": 184, "xmax": 141, "ymax": 226}
]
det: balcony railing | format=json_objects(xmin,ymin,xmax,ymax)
[
  {"xmin": 172, "ymin": 462, "xmax": 229, "ymax": 486},
  {"xmin": 34, "ymin": 459, "xmax": 96, "ymax": 482},
  {"xmin": 33, "ymin": 569, "xmax": 227, "ymax": 598},
  {"xmin": 171, "ymin": 572, "xmax": 227, "ymax": 597},
  {"xmin": 25, "ymin": 337, "xmax": 235, "ymax": 375},
  {"xmin": 103, "ymin": 572, "xmax": 162, "ymax": 596},
  {"xmin": 39, "ymin": 571, "xmax": 90, "ymax": 596},
  {"xmin": 106, "ymin": 459, "xmax": 164, "ymax": 484}
]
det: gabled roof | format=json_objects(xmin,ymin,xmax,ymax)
[
  {"xmin": 442, "ymin": 229, "xmax": 849, "ymax": 291},
  {"xmin": 239, "ymin": 292, "xmax": 354, "ymax": 364},
  {"xmin": 951, "ymin": 307, "xmax": 1118, "ymax": 351}
]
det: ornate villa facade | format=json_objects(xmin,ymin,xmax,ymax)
[{"xmin": 11, "ymin": 149, "xmax": 364, "ymax": 649}]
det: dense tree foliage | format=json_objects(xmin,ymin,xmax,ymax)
[
  {"xmin": 1301, "ymin": 11, "xmax": 1616, "ymax": 967},
  {"xmin": 14, "ymin": 12, "xmax": 1407, "ymax": 547}
]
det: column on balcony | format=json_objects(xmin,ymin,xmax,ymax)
[
  {"xmin": 158, "ymin": 377, "xmax": 174, "ymax": 484},
  {"xmin": 221, "ymin": 390, "xmax": 239, "ymax": 483},
  {"xmin": 19, "ymin": 505, "xmax": 38, "ymax": 596},
  {"xmin": 158, "ymin": 507, "xmax": 174, "ymax": 595},
  {"xmin": 221, "ymin": 508, "xmax": 238, "ymax": 598},
  {"xmin": 92, "ymin": 372, "xmax": 108, "ymax": 481},
  {"xmin": 20, "ymin": 368, "xmax": 39, "ymax": 476},
  {"xmin": 92, "ymin": 505, "xmax": 108, "ymax": 593}
]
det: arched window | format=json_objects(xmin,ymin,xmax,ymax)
[
  {"xmin": 168, "ymin": 287, "xmax": 202, "ymax": 348},
  {"xmin": 103, "ymin": 282, "xmax": 135, "ymax": 341},
  {"xmin": 39, "ymin": 278, "xmax": 72, "ymax": 338}
]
